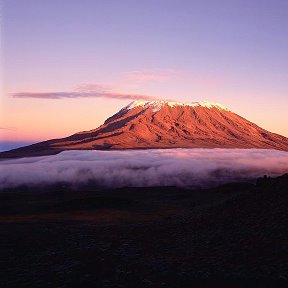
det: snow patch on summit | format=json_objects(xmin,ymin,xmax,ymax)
[{"xmin": 125, "ymin": 100, "xmax": 229, "ymax": 112}]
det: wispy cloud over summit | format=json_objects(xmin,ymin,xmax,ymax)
[
  {"xmin": 12, "ymin": 69, "xmax": 180, "ymax": 101},
  {"xmin": 13, "ymin": 91, "xmax": 159, "ymax": 101},
  {"xmin": 12, "ymin": 83, "xmax": 161, "ymax": 101}
]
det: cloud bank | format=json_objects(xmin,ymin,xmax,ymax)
[{"xmin": 1, "ymin": 149, "xmax": 287, "ymax": 190}]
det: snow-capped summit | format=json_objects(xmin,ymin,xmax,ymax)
[{"xmin": 125, "ymin": 100, "xmax": 229, "ymax": 112}]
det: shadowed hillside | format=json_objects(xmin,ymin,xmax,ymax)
[{"xmin": 1, "ymin": 174, "xmax": 288, "ymax": 287}]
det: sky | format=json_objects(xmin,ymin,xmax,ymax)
[{"xmin": 1, "ymin": 0, "xmax": 288, "ymax": 143}]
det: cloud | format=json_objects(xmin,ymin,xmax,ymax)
[
  {"xmin": 0, "ymin": 148, "xmax": 287, "ymax": 190},
  {"xmin": 123, "ymin": 69, "xmax": 179, "ymax": 83},
  {"xmin": 12, "ymin": 90, "xmax": 160, "ymax": 101},
  {"xmin": 74, "ymin": 83, "xmax": 116, "ymax": 92},
  {"xmin": 0, "ymin": 127, "xmax": 18, "ymax": 131},
  {"xmin": 11, "ymin": 69, "xmax": 223, "ymax": 101},
  {"xmin": 122, "ymin": 69, "xmax": 224, "ymax": 89},
  {"xmin": 11, "ymin": 69, "xmax": 179, "ymax": 101},
  {"xmin": 12, "ymin": 82, "xmax": 167, "ymax": 101}
]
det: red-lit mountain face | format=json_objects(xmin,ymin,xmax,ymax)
[{"xmin": 2, "ymin": 100, "xmax": 288, "ymax": 158}]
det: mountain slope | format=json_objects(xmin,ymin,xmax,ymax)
[{"xmin": 2, "ymin": 100, "xmax": 288, "ymax": 158}]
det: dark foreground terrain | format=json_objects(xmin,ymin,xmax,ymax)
[{"xmin": 1, "ymin": 174, "xmax": 288, "ymax": 287}]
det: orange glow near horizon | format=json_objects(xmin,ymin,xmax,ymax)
[{"xmin": 1, "ymin": 97, "xmax": 129, "ymax": 142}]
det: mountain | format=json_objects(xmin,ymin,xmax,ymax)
[{"xmin": 1, "ymin": 100, "xmax": 288, "ymax": 158}]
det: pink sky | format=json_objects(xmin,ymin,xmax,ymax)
[{"xmin": 1, "ymin": 0, "xmax": 288, "ymax": 142}]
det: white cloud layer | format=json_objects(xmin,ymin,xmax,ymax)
[{"xmin": 0, "ymin": 149, "xmax": 287, "ymax": 190}]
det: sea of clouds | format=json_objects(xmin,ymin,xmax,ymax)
[{"xmin": 0, "ymin": 149, "xmax": 287, "ymax": 190}]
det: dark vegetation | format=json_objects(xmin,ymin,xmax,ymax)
[{"xmin": 1, "ymin": 174, "xmax": 288, "ymax": 287}]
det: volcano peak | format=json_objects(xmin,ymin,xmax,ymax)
[
  {"xmin": 1, "ymin": 99, "xmax": 288, "ymax": 158},
  {"xmin": 125, "ymin": 100, "xmax": 229, "ymax": 112}
]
